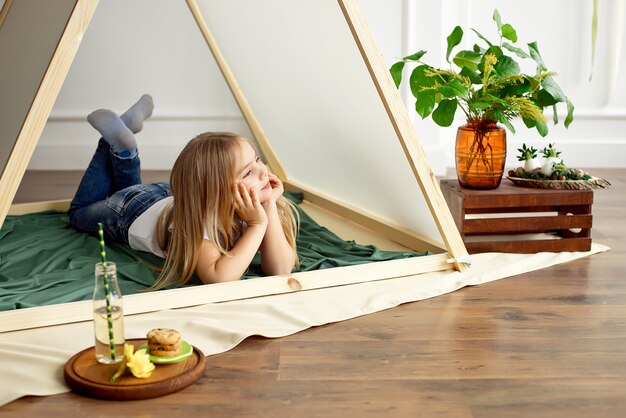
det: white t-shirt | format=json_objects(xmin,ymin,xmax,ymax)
[
  {"xmin": 128, "ymin": 196, "xmax": 173, "ymax": 257},
  {"xmin": 127, "ymin": 196, "xmax": 247, "ymax": 257}
]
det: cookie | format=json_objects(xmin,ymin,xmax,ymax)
[
  {"xmin": 149, "ymin": 347, "xmax": 182, "ymax": 358},
  {"xmin": 147, "ymin": 328, "xmax": 182, "ymax": 357},
  {"xmin": 148, "ymin": 341, "xmax": 181, "ymax": 352},
  {"xmin": 147, "ymin": 328, "xmax": 181, "ymax": 346}
]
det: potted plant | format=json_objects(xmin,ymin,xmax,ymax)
[{"xmin": 390, "ymin": 9, "xmax": 574, "ymax": 189}]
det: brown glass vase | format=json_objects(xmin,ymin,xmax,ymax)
[{"xmin": 455, "ymin": 119, "xmax": 506, "ymax": 189}]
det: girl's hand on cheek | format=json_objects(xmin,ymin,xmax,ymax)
[
  {"xmin": 267, "ymin": 174, "xmax": 284, "ymax": 202},
  {"xmin": 233, "ymin": 183, "xmax": 267, "ymax": 227}
]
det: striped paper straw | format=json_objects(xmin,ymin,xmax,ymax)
[{"xmin": 97, "ymin": 222, "xmax": 116, "ymax": 362}]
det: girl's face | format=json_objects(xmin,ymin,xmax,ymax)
[{"xmin": 234, "ymin": 140, "xmax": 272, "ymax": 202}]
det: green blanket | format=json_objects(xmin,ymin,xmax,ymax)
[{"xmin": 0, "ymin": 192, "xmax": 425, "ymax": 310}]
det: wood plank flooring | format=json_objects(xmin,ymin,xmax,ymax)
[{"xmin": 2, "ymin": 168, "xmax": 625, "ymax": 417}]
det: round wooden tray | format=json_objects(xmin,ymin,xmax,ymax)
[
  {"xmin": 64, "ymin": 338, "xmax": 206, "ymax": 400},
  {"xmin": 507, "ymin": 175, "xmax": 611, "ymax": 190}
]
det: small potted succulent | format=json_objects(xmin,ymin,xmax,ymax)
[
  {"xmin": 390, "ymin": 9, "xmax": 574, "ymax": 189},
  {"xmin": 517, "ymin": 144, "xmax": 541, "ymax": 173},
  {"xmin": 513, "ymin": 143, "xmax": 591, "ymax": 181}
]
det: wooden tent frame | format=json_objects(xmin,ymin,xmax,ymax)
[{"xmin": 0, "ymin": 0, "xmax": 469, "ymax": 333}]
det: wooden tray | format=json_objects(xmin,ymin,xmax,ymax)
[
  {"xmin": 507, "ymin": 175, "xmax": 611, "ymax": 190},
  {"xmin": 64, "ymin": 338, "xmax": 206, "ymax": 400}
]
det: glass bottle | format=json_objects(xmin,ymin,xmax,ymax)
[{"xmin": 93, "ymin": 262, "xmax": 125, "ymax": 364}]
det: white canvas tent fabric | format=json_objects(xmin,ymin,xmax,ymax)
[{"xmin": 0, "ymin": 244, "xmax": 607, "ymax": 406}]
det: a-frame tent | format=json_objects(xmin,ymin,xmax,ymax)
[{"xmin": 0, "ymin": 0, "xmax": 470, "ymax": 332}]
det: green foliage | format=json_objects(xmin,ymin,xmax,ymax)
[
  {"xmin": 390, "ymin": 9, "xmax": 574, "ymax": 137},
  {"xmin": 541, "ymin": 143, "xmax": 561, "ymax": 158},
  {"xmin": 517, "ymin": 143, "xmax": 538, "ymax": 161},
  {"xmin": 590, "ymin": 0, "xmax": 598, "ymax": 80}
]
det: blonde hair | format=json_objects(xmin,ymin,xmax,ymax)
[{"xmin": 151, "ymin": 132, "xmax": 299, "ymax": 289}]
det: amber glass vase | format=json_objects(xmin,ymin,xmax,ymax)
[{"xmin": 455, "ymin": 119, "xmax": 506, "ymax": 189}]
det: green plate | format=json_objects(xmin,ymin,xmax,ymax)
[{"xmin": 138, "ymin": 340, "xmax": 194, "ymax": 364}]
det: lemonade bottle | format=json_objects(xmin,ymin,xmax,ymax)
[{"xmin": 93, "ymin": 262, "xmax": 125, "ymax": 364}]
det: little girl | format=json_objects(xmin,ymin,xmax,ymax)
[{"xmin": 68, "ymin": 95, "xmax": 299, "ymax": 289}]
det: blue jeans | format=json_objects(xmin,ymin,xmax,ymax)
[{"xmin": 68, "ymin": 138, "xmax": 171, "ymax": 243}]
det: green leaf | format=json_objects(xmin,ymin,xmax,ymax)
[
  {"xmin": 479, "ymin": 94, "xmax": 508, "ymax": 109},
  {"xmin": 473, "ymin": 44, "xmax": 485, "ymax": 53},
  {"xmin": 522, "ymin": 117, "xmax": 537, "ymax": 129},
  {"xmin": 432, "ymin": 99, "xmax": 458, "ymax": 127},
  {"xmin": 468, "ymin": 99, "xmax": 493, "ymax": 110},
  {"xmin": 564, "ymin": 98, "xmax": 575, "ymax": 128},
  {"xmin": 460, "ymin": 67, "xmax": 482, "ymax": 84},
  {"xmin": 493, "ymin": 9, "xmax": 503, "ymax": 31},
  {"xmin": 438, "ymin": 79, "xmax": 469, "ymax": 99},
  {"xmin": 501, "ymin": 23, "xmax": 518, "ymax": 43},
  {"xmin": 542, "ymin": 76, "xmax": 567, "ymax": 102},
  {"xmin": 493, "ymin": 109, "xmax": 516, "ymax": 133},
  {"xmin": 453, "ymin": 50, "xmax": 482, "ymax": 71},
  {"xmin": 500, "ymin": 78, "xmax": 531, "ymax": 97},
  {"xmin": 471, "ymin": 28, "xmax": 493, "ymax": 47},
  {"xmin": 590, "ymin": 0, "xmax": 598, "ymax": 80},
  {"xmin": 536, "ymin": 89, "xmax": 558, "ymax": 106},
  {"xmin": 502, "ymin": 42, "xmax": 529, "ymax": 58},
  {"xmin": 485, "ymin": 45, "xmax": 504, "ymax": 58},
  {"xmin": 415, "ymin": 90, "xmax": 436, "ymax": 119},
  {"xmin": 403, "ymin": 50, "xmax": 427, "ymax": 61},
  {"xmin": 535, "ymin": 117, "xmax": 549, "ymax": 137},
  {"xmin": 409, "ymin": 65, "xmax": 435, "ymax": 98},
  {"xmin": 494, "ymin": 55, "xmax": 520, "ymax": 76},
  {"xmin": 526, "ymin": 75, "xmax": 541, "ymax": 91},
  {"xmin": 487, "ymin": 93, "xmax": 509, "ymax": 105},
  {"xmin": 446, "ymin": 26, "xmax": 463, "ymax": 63},
  {"xmin": 390, "ymin": 62, "xmax": 405, "ymax": 88},
  {"xmin": 552, "ymin": 104, "xmax": 559, "ymax": 125},
  {"xmin": 528, "ymin": 41, "xmax": 547, "ymax": 71}
]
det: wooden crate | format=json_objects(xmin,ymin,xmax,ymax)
[{"xmin": 440, "ymin": 179, "xmax": 593, "ymax": 254}]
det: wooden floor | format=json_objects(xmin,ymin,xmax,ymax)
[{"xmin": 3, "ymin": 168, "xmax": 626, "ymax": 417}]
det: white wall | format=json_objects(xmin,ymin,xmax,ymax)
[{"xmin": 31, "ymin": 0, "xmax": 626, "ymax": 173}]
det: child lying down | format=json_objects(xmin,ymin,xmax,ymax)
[{"xmin": 0, "ymin": 95, "xmax": 425, "ymax": 310}]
